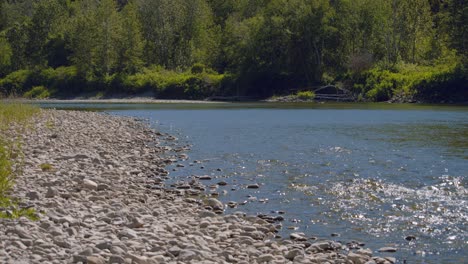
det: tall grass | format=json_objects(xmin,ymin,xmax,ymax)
[
  {"xmin": 0, "ymin": 102, "xmax": 39, "ymax": 129},
  {"xmin": 0, "ymin": 102, "xmax": 39, "ymax": 219}
]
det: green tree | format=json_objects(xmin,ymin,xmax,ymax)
[
  {"xmin": 67, "ymin": 0, "xmax": 123, "ymax": 78},
  {"xmin": 0, "ymin": 35, "xmax": 12, "ymax": 76},
  {"xmin": 116, "ymin": 1, "xmax": 143, "ymax": 74},
  {"xmin": 446, "ymin": 0, "xmax": 467, "ymax": 65},
  {"xmin": 397, "ymin": 0, "xmax": 434, "ymax": 63},
  {"xmin": 186, "ymin": 0, "xmax": 221, "ymax": 67},
  {"xmin": 66, "ymin": 0, "xmax": 99, "ymax": 79},
  {"xmin": 94, "ymin": 0, "xmax": 122, "ymax": 77},
  {"xmin": 5, "ymin": 22, "xmax": 29, "ymax": 71},
  {"xmin": 138, "ymin": 0, "xmax": 188, "ymax": 68},
  {"xmin": 26, "ymin": 0, "xmax": 68, "ymax": 68}
]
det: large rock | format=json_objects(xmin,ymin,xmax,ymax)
[
  {"xmin": 82, "ymin": 179, "xmax": 98, "ymax": 190},
  {"xmin": 178, "ymin": 250, "xmax": 197, "ymax": 261},
  {"xmin": 285, "ymin": 248, "xmax": 303, "ymax": 260},
  {"xmin": 206, "ymin": 198, "xmax": 224, "ymax": 209},
  {"xmin": 257, "ymin": 254, "xmax": 275, "ymax": 263},
  {"xmin": 347, "ymin": 252, "xmax": 370, "ymax": 264},
  {"xmin": 26, "ymin": 191, "xmax": 40, "ymax": 200},
  {"xmin": 86, "ymin": 256, "xmax": 105, "ymax": 264},
  {"xmin": 45, "ymin": 187, "xmax": 58, "ymax": 198},
  {"xmin": 290, "ymin": 232, "xmax": 307, "ymax": 241},
  {"xmin": 108, "ymin": 255, "xmax": 125, "ymax": 264},
  {"xmin": 117, "ymin": 229, "xmax": 138, "ymax": 239},
  {"xmin": 378, "ymin": 247, "xmax": 397, "ymax": 253},
  {"xmin": 6, "ymin": 227, "xmax": 32, "ymax": 239}
]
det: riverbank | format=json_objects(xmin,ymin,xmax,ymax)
[
  {"xmin": 0, "ymin": 110, "xmax": 394, "ymax": 264},
  {"xmin": 4, "ymin": 94, "xmax": 468, "ymax": 105},
  {"xmin": 5, "ymin": 98, "xmax": 225, "ymax": 104}
]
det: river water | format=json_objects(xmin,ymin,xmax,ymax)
[{"xmin": 41, "ymin": 102, "xmax": 467, "ymax": 263}]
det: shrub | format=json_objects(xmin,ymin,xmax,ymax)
[
  {"xmin": 348, "ymin": 59, "xmax": 467, "ymax": 102},
  {"xmin": 24, "ymin": 86, "xmax": 50, "ymax": 99},
  {"xmin": 296, "ymin": 90, "xmax": 316, "ymax": 100},
  {"xmin": 0, "ymin": 70, "xmax": 31, "ymax": 96},
  {"xmin": 123, "ymin": 67, "xmax": 225, "ymax": 99},
  {"xmin": 365, "ymin": 80, "xmax": 393, "ymax": 101},
  {"xmin": 191, "ymin": 63, "xmax": 206, "ymax": 74},
  {"xmin": 40, "ymin": 66, "xmax": 81, "ymax": 96}
]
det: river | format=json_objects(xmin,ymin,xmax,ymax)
[{"xmin": 40, "ymin": 102, "xmax": 467, "ymax": 263}]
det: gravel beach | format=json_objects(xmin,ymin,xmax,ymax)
[{"xmin": 0, "ymin": 110, "xmax": 394, "ymax": 264}]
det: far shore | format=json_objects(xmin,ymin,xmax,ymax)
[
  {"xmin": 3, "ymin": 97, "xmax": 228, "ymax": 104},
  {"xmin": 2, "ymin": 96, "xmax": 467, "ymax": 105}
]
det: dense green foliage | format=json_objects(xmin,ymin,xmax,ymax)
[
  {"xmin": 0, "ymin": 0, "xmax": 466, "ymax": 101},
  {"xmin": 296, "ymin": 91, "xmax": 316, "ymax": 100}
]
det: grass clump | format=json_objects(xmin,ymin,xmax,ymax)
[
  {"xmin": 40, "ymin": 163, "xmax": 53, "ymax": 172},
  {"xmin": 0, "ymin": 197, "xmax": 39, "ymax": 220},
  {"xmin": 0, "ymin": 102, "xmax": 39, "ymax": 220},
  {"xmin": 0, "ymin": 102, "xmax": 39, "ymax": 130},
  {"xmin": 296, "ymin": 90, "xmax": 316, "ymax": 100}
]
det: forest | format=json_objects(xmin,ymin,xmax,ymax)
[{"xmin": 0, "ymin": 0, "xmax": 466, "ymax": 102}]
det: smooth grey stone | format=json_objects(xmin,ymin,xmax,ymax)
[{"xmin": 378, "ymin": 247, "xmax": 397, "ymax": 253}]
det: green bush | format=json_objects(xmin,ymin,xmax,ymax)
[
  {"xmin": 0, "ymin": 70, "xmax": 31, "ymax": 97},
  {"xmin": 24, "ymin": 86, "xmax": 50, "ymax": 99},
  {"xmin": 39, "ymin": 66, "xmax": 81, "ymax": 96},
  {"xmin": 296, "ymin": 90, "xmax": 316, "ymax": 100},
  {"xmin": 123, "ymin": 67, "xmax": 225, "ymax": 99},
  {"xmin": 349, "ymin": 60, "xmax": 467, "ymax": 102},
  {"xmin": 191, "ymin": 63, "xmax": 206, "ymax": 74},
  {"xmin": 365, "ymin": 79, "xmax": 394, "ymax": 101},
  {"xmin": 1, "ymin": 66, "xmax": 227, "ymax": 99}
]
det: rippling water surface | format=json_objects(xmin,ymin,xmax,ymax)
[{"xmin": 42, "ymin": 102, "xmax": 468, "ymax": 263}]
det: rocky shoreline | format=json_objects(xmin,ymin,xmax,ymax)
[{"xmin": 0, "ymin": 110, "xmax": 395, "ymax": 264}]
